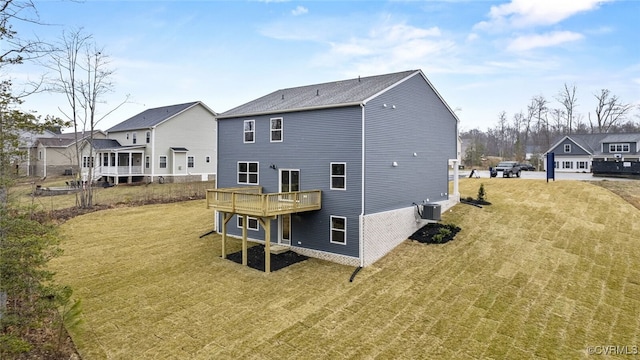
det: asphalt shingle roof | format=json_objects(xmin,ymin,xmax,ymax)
[
  {"xmin": 218, "ymin": 70, "xmax": 420, "ymax": 119},
  {"xmin": 89, "ymin": 139, "xmax": 123, "ymax": 150},
  {"xmin": 107, "ymin": 102, "xmax": 200, "ymax": 132}
]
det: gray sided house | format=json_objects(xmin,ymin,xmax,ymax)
[
  {"xmin": 544, "ymin": 133, "xmax": 640, "ymax": 175},
  {"xmin": 81, "ymin": 101, "xmax": 217, "ymax": 184},
  {"xmin": 209, "ymin": 70, "xmax": 460, "ymax": 268}
]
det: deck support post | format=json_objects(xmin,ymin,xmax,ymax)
[
  {"xmin": 264, "ymin": 219, "xmax": 271, "ymax": 274},
  {"xmin": 242, "ymin": 215, "xmax": 248, "ymax": 266},
  {"xmin": 221, "ymin": 212, "xmax": 233, "ymax": 259}
]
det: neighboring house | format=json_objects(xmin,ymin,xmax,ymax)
[
  {"xmin": 544, "ymin": 133, "xmax": 640, "ymax": 175},
  {"xmin": 207, "ymin": 69, "xmax": 460, "ymax": 271},
  {"xmin": 81, "ymin": 101, "xmax": 217, "ymax": 184},
  {"xmin": 20, "ymin": 130, "xmax": 105, "ymax": 178}
]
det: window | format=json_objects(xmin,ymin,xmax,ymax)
[
  {"xmin": 103, "ymin": 154, "xmax": 109, "ymax": 166},
  {"xmin": 146, "ymin": 131, "xmax": 151, "ymax": 144},
  {"xmin": 562, "ymin": 161, "xmax": 573, "ymax": 169},
  {"xmin": 330, "ymin": 216, "xmax": 347, "ymax": 245},
  {"xmin": 237, "ymin": 216, "xmax": 259, "ymax": 231},
  {"xmin": 609, "ymin": 143, "xmax": 630, "ymax": 153},
  {"xmin": 159, "ymin": 156, "xmax": 167, "ymax": 169},
  {"xmin": 554, "ymin": 161, "xmax": 559, "ymax": 169},
  {"xmin": 188, "ymin": 156, "xmax": 194, "ymax": 168},
  {"xmin": 110, "ymin": 153, "xmax": 116, "ymax": 166},
  {"xmin": 270, "ymin": 118, "xmax": 283, "ymax": 142},
  {"xmin": 238, "ymin": 161, "xmax": 259, "ymax": 184},
  {"xmin": 577, "ymin": 161, "xmax": 588, "ymax": 169},
  {"xmin": 244, "ymin": 120, "xmax": 255, "ymax": 143},
  {"xmin": 564, "ymin": 144, "xmax": 571, "ymax": 153},
  {"xmin": 82, "ymin": 156, "xmax": 94, "ymax": 168},
  {"xmin": 132, "ymin": 132, "xmax": 137, "ymax": 144},
  {"xmin": 206, "ymin": 156, "xmax": 211, "ymax": 163},
  {"xmin": 145, "ymin": 156, "xmax": 150, "ymax": 169},
  {"xmin": 38, "ymin": 151, "xmax": 42, "ymax": 160},
  {"xmin": 126, "ymin": 133, "xmax": 129, "ymax": 140},
  {"xmin": 330, "ymin": 163, "xmax": 346, "ymax": 190}
]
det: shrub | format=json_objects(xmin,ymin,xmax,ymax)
[{"xmin": 477, "ymin": 183, "xmax": 486, "ymax": 202}]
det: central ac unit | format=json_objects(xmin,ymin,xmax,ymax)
[{"xmin": 421, "ymin": 204, "xmax": 441, "ymax": 221}]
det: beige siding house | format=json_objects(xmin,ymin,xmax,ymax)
[
  {"xmin": 81, "ymin": 101, "xmax": 217, "ymax": 184},
  {"xmin": 25, "ymin": 131, "xmax": 106, "ymax": 178}
]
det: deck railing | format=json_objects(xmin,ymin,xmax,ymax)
[{"xmin": 206, "ymin": 187, "xmax": 321, "ymax": 217}]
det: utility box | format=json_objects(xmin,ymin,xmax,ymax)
[{"xmin": 421, "ymin": 204, "xmax": 441, "ymax": 221}]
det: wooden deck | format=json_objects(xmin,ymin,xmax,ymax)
[{"xmin": 206, "ymin": 187, "xmax": 322, "ymax": 217}]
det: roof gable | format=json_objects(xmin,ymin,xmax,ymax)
[
  {"xmin": 218, "ymin": 70, "xmax": 420, "ymax": 119},
  {"xmin": 107, "ymin": 101, "xmax": 214, "ymax": 132}
]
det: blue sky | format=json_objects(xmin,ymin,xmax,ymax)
[{"xmin": 10, "ymin": 0, "xmax": 640, "ymax": 131}]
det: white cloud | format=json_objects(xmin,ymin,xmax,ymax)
[
  {"xmin": 291, "ymin": 5, "xmax": 308, "ymax": 16},
  {"xmin": 475, "ymin": 0, "xmax": 613, "ymax": 31},
  {"xmin": 506, "ymin": 31, "xmax": 584, "ymax": 52}
]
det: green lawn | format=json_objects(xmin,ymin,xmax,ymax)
[{"xmin": 50, "ymin": 179, "xmax": 640, "ymax": 359}]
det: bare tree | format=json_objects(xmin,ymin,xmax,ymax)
[
  {"xmin": 47, "ymin": 28, "xmax": 128, "ymax": 208},
  {"xmin": 556, "ymin": 83, "xmax": 578, "ymax": 134},
  {"xmin": 590, "ymin": 89, "xmax": 633, "ymax": 133}
]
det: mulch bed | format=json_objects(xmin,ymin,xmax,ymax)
[
  {"xmin": 226, "ymin": 245, "xmax": 308, "ymax": 272},
  {"xmin": 409, "ymin": 223, "xmax": 461, "ymax": 245}
]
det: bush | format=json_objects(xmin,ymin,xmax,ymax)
[{"xmin": 477, "ymin": 183, "xmax": 486, "ymax": 202}]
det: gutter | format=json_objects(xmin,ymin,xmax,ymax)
[{"xmin": 216, "ymin": 101, "xmax": 363, "ymax": 120}]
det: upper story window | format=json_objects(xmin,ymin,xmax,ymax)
[
  {"xmin": 132, "ymin": 132, "xmax": 137, "ymax": 144},
  {"xmin": 206, "ymin": 156, "xmax": 211, "ymax": 163},
  {"xmin": 126, "ymin": 133, "xmax": 129, "ymax": 140},
  {"xmin": 159, "ymin": 156, "xmax": 167, "ymax": 169},
  {"xmin": 238, "ymin": 161, "xmax": 259, "ymax": 184},
  {"xmin": 146, "ymin": 131, "xmax": 151, "ymax": 144},
  {"xmin": 609, "ymin": 143, "xmax": 630, "ymax": 153},
  {"xmin": 330, "ymin": 163, "xmax": 346, "ymax": 190},
  {"xmin": 270, "ymin": 118, "xmax": 283, "ymax": 142},
  {"xmin": 244, "ymin": 120, "xmax": 255, "ymax": 143},
  {"xmin": 564, "ymin": 144, "xmax": 571, "ymax": 153},
  {"xmin": 145, "ymin": 156, "xmax": 150, "ymax": 169},
  {"xmin": 187, "ymin": 156, "xmax": 194, "ymax": 168}
]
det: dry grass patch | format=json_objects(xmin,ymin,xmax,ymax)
[{"xmin": 50, "ymin": 179, "xmax": 640, "ymax": 359}]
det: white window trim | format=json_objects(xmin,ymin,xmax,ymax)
[
  {"xmin": 159, "ymin": 155, "xmax": 167, "ymax": 169},
  {"xmin": 187, "ymin": 156, "xmax": 195, "ymax": 168},
  {"xmin": 609, "ymin": 143, "xmax": 630, "ymax": 153},
  {"xmin": 330, "ymin": 162, "xmax": 347, "ymax": 190},
  {"xmin": 244, "ymin": 120, "xmax": 255, "ymax": 143},
  {"xmin": 330, "ymin": 215, "xmax": 347, "ymax": 245},
  {"xmin": 146, "ymin": 131, "xmax": 151, "ymax": 144},
  {"xmin": 270, "ymin": 117, "xmax": 283, "ymax": 143},
  {"xmin": 132, "ymin": 132, "xmax": 137, "ymax": 144},
  {"xmin": 564, "ymin": 144, "xmax": 571, "ymax": 153},
  {"xmin": 237, "ymin": 216, "xmax": 259, "ymax": 231},
  {"xmin": 237, "ymin": 161, "xmax": 259, "ymax": 185},
  {"xmin": 145, "ymin": 156, "xmax": 150, "ymax": 169}
]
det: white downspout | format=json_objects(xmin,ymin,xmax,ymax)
[
  {"xmin": 151, "ymin": 127, "xmax": 156, "ymax": 182},
  {"xmin": 359, "ymin": 104, "xmax": 365, "ymax": 268}
]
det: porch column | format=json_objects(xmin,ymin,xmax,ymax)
[
  {"xmin": 241, "ymin": 215, "xmax": 248, "ymax": 266},
  {"xmin": 221, "ymin": 212, "xmax": 233, "ymax": 259},
  {"xmin": 452, "ymin": 159, "xmax": 459, "ymax": 198},
  {"xmin": 114, "ymin": 152, "xmax": 119, "ymax": 185}
]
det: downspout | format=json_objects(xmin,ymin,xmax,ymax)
[
  {"xmin": 359, "ymin": 103, "xmax": 365, "ymax": 268},
  {"xmin": 151, "ymin": 127, "xmax": 156, "ymax": 182}
]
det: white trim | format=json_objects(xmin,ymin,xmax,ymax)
[
  {"xmin": 330, "ymin": 215, "xmax": 347, "ymax": 245},
  {"xmin": 270, "ymin": 117, "xmax": 283, "ymax": 143},
  {"xmin": 243, "ymin": 120, "xmax": 255, "ymax": 143},
  {"xmin": 237, "ymin": 161, "xmax": 259, "ymax": 185},
  {"xmin": 564, "ymin": 144, "xmax": 571, "ymax": 153},
  {"xmin": 330, "ymin": 162, "xmax": 347, "ymax": 190},
  {"xmin": 187, "ymin": 156, "xmax": 195, "ymax": 168},
  {"xmin": 159, "ymin": 155, "xmax": 167, "ymax": 169},
  {"xmin": 237, "ymin": 215, "xmax": 259, "ymax": 231},
  {"xmin": 360, "ymin": 104, "xmax": 365, "ymax": 267}
]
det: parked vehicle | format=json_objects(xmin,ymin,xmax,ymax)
[
  {"xmin": 519, "ymin": 163, "xmax": 535, "ymax": 171},
  {"xmin": 495, "ymin": 161, "xmax": 521, "ymax": 178}
]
